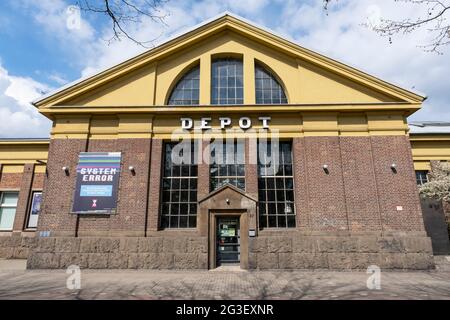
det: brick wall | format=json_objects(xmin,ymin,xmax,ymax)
[
  {"xmin": 147, "ymin": 138, "xmax": 161, "ymax": 231},
  {"xmin": 302, "ymin": 136, "xmax": 348, "ymax": 231},
  {"xmin": 0, "ymin": 172, "xmax": 23, "ymax": 189},
  {"xmin": 292, "ymin": 135, "xmax": 426, "ymax": 234},
  {"xmin": 371, "ymin": 135, "xmax": 425, "ymax": 232},
  {"xmin": 38, "ymin": 139, "xmax": 88, "ymax": 236},
  {"xmin": 74, "ymin": 139, "xmax": 151, "ymax": 236}
]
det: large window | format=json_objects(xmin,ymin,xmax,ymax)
[
  {"xmin": 0, "ymin": 192, "xmax": 18, "ymax": 231},
  {"xmin": 210, "ymin": 140, "xmax": 245, "ymax": 192},
  {"xmin": 416, "ymin": 170, "xmax": 429, "ymax": 185},
  {"xmin": 211, "ymin": 58, "xmax": 243, "ymax": 105},
  {"xmin": 168, "ymin": 65, "xmax": 200, "ymax": 105},
  {"xmin": 27, "ymin": 191, "xmax": 42, "ymax": 229},
  {"xmin": 255, "ymin": 63, "xmax": 287, "ymax": 104},
  {"xmin": 258, "ymin": 141, "xmax": 296, "ymax": 228},
  {"xmin": 160, "ymin": 142, "xmax": 198, "ymax": 228}
]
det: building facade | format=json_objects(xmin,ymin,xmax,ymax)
[{"xmin": 0, "ymin": 13, "xmax": 444, "ymax": 270}]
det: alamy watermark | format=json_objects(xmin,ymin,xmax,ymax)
[
  {"xmin": 66, "ymin": 5, "xmax": 81, "ymax": 30},
  {"xmin": 366, "ymin": 265, "xmax": 381, "ymax": 290},
  {"xmin": 66, "ymin": 265, "xmax": 81, "ymax": 290}
]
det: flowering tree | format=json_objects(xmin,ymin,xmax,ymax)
[{"xmin": 419, "ymin": 161, "xmax": 450, "ymax": 202}]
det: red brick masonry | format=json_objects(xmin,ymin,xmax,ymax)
[{"xmin": 6, "ymin": 135, "xmax": 435, "ymax": 269}]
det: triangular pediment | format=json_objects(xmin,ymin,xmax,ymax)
[
  {"xmin": 33, "ymin": 12, "xmax": 425, "ymax": 110},
  {"xmin": 199, "ymin": 183, "xmax": 257, "ymax": 204}
]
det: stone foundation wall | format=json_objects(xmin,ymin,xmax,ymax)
[
  {"xmin": 249, "ymin": 235, "xmax": 434, "ymax": 270},
  {"xmin": 26, "ymin": 236, "xmax": 208, "ymax": 269},
  {"xmin": 0, "ymin": 235, "xmax": 37, "ymax": 259}
]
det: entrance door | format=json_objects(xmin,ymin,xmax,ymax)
[{"xmin": 216, "ymin": 217, "xmax": 240, "ymax": 265}]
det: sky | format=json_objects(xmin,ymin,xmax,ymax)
[{"xmin": 0, "ymin": 0, "xmax": 449, "ymax": 138}]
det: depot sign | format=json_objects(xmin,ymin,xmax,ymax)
[{"xmin": 180, "ymin": 116, "xmax": 271, "ymax": 130}]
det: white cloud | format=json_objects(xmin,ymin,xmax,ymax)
[
  {"xmin": 0, "ymin": 63, "xmax": 52, "ymax": 138},
  {"xmin": 6, "ymin": 0, "xmax": 449, "ymax": 140},
  {"xmin": 277, "ymin": 0, "xmax": 450, "ymax": 121}
]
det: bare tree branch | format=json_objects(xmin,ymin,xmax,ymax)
[
  {"xmin": 76, "ymin": 0, "xmax": 169, "ymax": 47},
  {"xmin": 325, "ymin": 0, "xmax": 450, "ymax": 54}
]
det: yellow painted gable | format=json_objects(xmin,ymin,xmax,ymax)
[
  {"xmin": 58, "ymin": 29, "xmax": 401, "ymax": 107},
  {"xmin": 34, "ymin": 13, "xmax": 424, "ymax": 113}
]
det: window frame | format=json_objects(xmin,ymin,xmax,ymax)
[
  {"xmin": 159, "ymin": 141, "xmax": 198, "ymax": 229},
  {"xmin": 415, "ymin": 170, "xmax": 429, "ymax": 185},
  {"xmin": 0, "ymin": 191, "xmax": 19, "ymax": 231},
  {"xmin": 257, "ymin": 140, "xmax": 296, "ymax": 229},
  {"xmin": 211, "ymin": 57, "xmax": 244, "ymax": 105},
  {"xmin": 209, "ymin": 139, "xmax": 246, "ymax": 192},
  {"xmin": 167, "ymin": 64, "xmax": 200, "ymax": 106},
  {"xmin": 26, "ymin": 190, "xmax": 42, "ymax": 229},
  {"xmin": 254, "ymin": 62, "xmax": 288, "ymax": 105}
]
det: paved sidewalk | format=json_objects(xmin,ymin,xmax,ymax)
[{"xmin": 0, "ymin": 259, "xmax": 449, "ymax": 300}]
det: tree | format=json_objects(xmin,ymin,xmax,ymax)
[
  {"xmin": 419, "ymin": 161, "xmax": 450, "ymax": 202},
  {"xmin": 324, "ymin": 0, "xmax": 450, "ymax": 54},
  {"xmin": 76, "ymin": 0, "xmax": 168, "ymax": 47}
]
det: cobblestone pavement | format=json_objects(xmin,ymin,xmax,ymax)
[{"xmin": 0, "ymin": 260, "xmax": 449, "ymax": 300}]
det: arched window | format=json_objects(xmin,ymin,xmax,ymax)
[
  {"xmin": 168, "ymin": 65, "xmax": 200, "ymax": 105},
  {"xmin": 211, "ymin": 58, "xmax": 243, "ymax": 105},
  {"xmin": 255, "ymin": 63, "xmax": 287, "ymax": 104}
]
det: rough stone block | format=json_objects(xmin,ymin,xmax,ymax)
[
  {"xmin": 249, "ymin": 237, "xmax": 267, "ymax": 253},
  {"xmin": 91, "ymin": 238, "xmax": 120, "ymax": 253},
  {"xmin": 292, "ymin": 237, "xmax": 317, "ymax": 253},
  {"xmin": 88, "ymin": 253, "xmax": 109, "ymax": 269},
  {"xmin": 403, "ymin": 237, "xmax": 433, "ymax": 254},
  {"xmin": 377, "ymin": 237, "xmax": 405, "ymax": 253},
  {"xmin": 0, "ymin": 247, "xmax": 14, "ymax": 259},
  {"xmin": 267, "ymin": 237, "xmax": 292, "ymax": 253},
  {"xmin": 36, "ymin": 238, "xmax": 56, "ymax": 253},
  {"xmin": 80, "ymin": 238, "xmax": 93, "ymax": 253},
  {"xmin": 55, "ymin": 238, "xmax": 81, "ymax": 253},
  {"xmin": 404, "ymin": 253, "xmax": 434, "ymax": 270},
  {"xmin": 379, "ymin": 253, "xmax": 406, "ymax": 269},
  {"xmin": 292, "ymin": 253, "xmax": 328, "ymax": 269},
  {"xmin": 357, "ymin": 237, "xmax": 379, "ymax": 253},
  {"xmin": 174, "ymin": 253, "xmax": 198, "ymax": 269},
  {"xmin": 278, "ymin": 253, "xmax": 294, "ymax": 269},
  {"xmin": 128, "ymin": 253, "xmax": 146, "ymax": 269},
  {"xmin": 327, "ymin": 253, "xmax": 352, "ymax": 269},
  {"xmin": 187, "ymin": 238, "xmax": 207, "ymax": 253},
  {"xmin": 108, "ymin": 253, "xmax": 129, "ymax": 269},
  {"xmin": 138, "ymin": 237, "xmax": 163, "ymax": 253},
  {"xmin": 350, "ymin": 253, "xmax": 380, "ymax": 269},
  {"xmin": 12, "ymin": 247, "xmax": 29, "ymax": 259},
  {"xmin": 341, "ymin": 238, "xmax": 359, "ymax": 252},
  {"xmin": 4, "ymin": 236, "xmax": 21, "ymax": 247},
  {"xmin": 256, "ymin": 253, "xmax": 278, "ymax": 269},
  {"xmin": 119, "ymin": 238, "xmax": 139, "ymax": 253},
  {"xmin": 317, "ymin": 237, "xmax": 341, "ymax": 253},
  {"xmin": 27, "ymin": 253, "xmax": 60, "ymax": 269},
  {"xmin": 248, "ymin": 253, "xmax": 257, "ymax": 269},
  {"xmin": 21, "ymin": 237, "xmax": 37, "ymax": 249},
  {"xmin": 198, "ymin": 253, "xmax": 208, "ymax": 269},
  {"xmin": 144, "ymin": 253, "xmax": 174, "ymax": 269},
  {"xmin": 60, "ymin": 253, "xmax": 89, "ymax": 269}
]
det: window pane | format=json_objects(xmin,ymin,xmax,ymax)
[
  {"xmin": 255, "ymin": 63, "xmax": 287, "ymax": 104},
  {"xmin": 168, "ymin": 65, "xmax": 200, "ymax": 105},
  {"xmin": 209, "ymin": 140, "xmax": 245, "ymax": 192},
  {"xmin": 1, "ymin": 192, "xmax": 18, "ymax": 206},
  {"xmin": 257, "ymin": 141, "xmax": 296, "ymax": 229},
  {"xmin": 160, "ymin": 142, "xmax": 198, "ymax": 228},
  {"xmin": 211, "ymin": 58, "xmax": 243, "ymax": 105},
  {"xmin": 27, "ymin": 192, "xmax": 42, "ymax": 228},
  {"xmin": 0, "ymin": 207, "xmax": 16, "ymax": 230}
]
